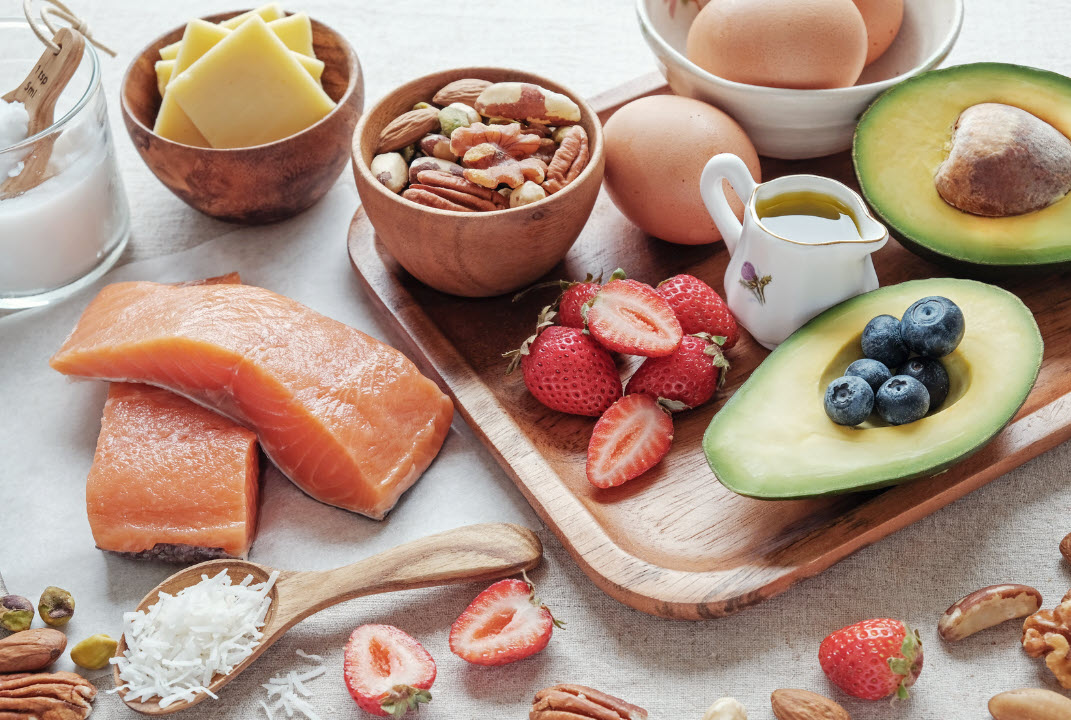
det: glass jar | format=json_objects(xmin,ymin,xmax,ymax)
[{"xmin": 0, "ymin": 18, "xmax": 130, "ymax": 309}]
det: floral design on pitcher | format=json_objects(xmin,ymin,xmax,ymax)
[{"xmin": 739, "ymin": 261, "xmax": 772, "ymax": 305}]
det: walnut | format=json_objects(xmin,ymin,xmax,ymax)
[
  {"xmin": 0, "ymin": 671, "xmax": 97, "ymax": 719},
  {"xmin": 1022, "ymin": 597, "xmax": 1071, "ymax": 688},
  {"xmin": 449, "ymin": 122, "xmax": 547, "ymax": 189}
]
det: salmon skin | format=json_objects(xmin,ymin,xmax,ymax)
[
  {"xmin": 52, "ymin": 280, "xmax": 455, "ymax": 519},
  {"xmin": 88, "ymin": 383, "xmax": 260, "ymax": 561}
]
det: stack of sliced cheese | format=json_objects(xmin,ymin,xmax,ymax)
[{"xmin": 153, "ymin": 4, "xmax": 336, "ymax": 148}]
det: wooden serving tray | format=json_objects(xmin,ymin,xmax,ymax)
[{"xmin": 349, "ymin": 74, "xmax": 1071, "ymax": 619}]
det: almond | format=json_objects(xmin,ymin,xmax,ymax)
[
  {"xmin": 771, "ymin": 689, "xmax": 850, "ymax": 720},
  {"xmin": 375, "ymin": 107, "xmax": 440, "ymax": 153},
  {"xmin": 989, "ymin": 688, "xmax": 1071, "ymax": 720},
  {"xmin": 432, "ymin": 78, "xmax": 492, "ymax": 108},
  {"xmin": 0, "ymin": 628, "xmax": 67, "ymax": 673}
]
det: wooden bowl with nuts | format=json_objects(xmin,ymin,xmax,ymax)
[
  {"xmin": 121, "ymin": 10, "xmax": 364, "ymax": 224},
  {"xmin": 351, "ymin": 67, "xmax": 605, "ymax": 297}
]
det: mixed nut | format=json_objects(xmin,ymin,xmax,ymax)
[
  {"xmin": 372, "ymin": 79, "xmax": 591, "ymax": 212},
  {"xmin": 530, "ymin": 683, "xmax": 647, "ymax": 720}
]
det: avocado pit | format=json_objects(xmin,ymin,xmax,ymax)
[{"xmin": 934, "ymin": 103, "xmax": 1071, "ymax": 217}]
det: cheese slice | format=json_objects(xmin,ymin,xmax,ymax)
[
  {"xmin": 153, "ymin": 92, "xmax": 210, "ymax": 147},
  {"xmin": 267, "ymin": 12, "xmax": 314, "ymax": 56},
  {"xmin": 295, "ymin": 54, "xmax": 324, "ymax": 83},
  {"xmin": 158, "ymin": 3, "xmax": 284, "ymax": 60},
  {"xmin": 155, "ymin": 59, "xmax": 174, "ymax": 98},
  {"xmin": 167, "ymin": 16, "xmax": 335, "ymax": 148},
  {"xmin": 173, "ymin": 20, "xmax": 230, "ymax": 78}
]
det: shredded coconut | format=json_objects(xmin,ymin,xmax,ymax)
[
  {"xmin": 111, "ymin": 569, "xmax": 279, "ymax": 708},
  {"xmin": 260, "ymin": 650, "xmax": 326, "ymax": 720}
]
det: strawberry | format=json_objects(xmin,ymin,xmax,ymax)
[
  {"xmin": 449, "ymin": 577, "xmax": 562, "ymax": 666},
  {"xmin": 819, "ymin": 619, "xmax": 924, "ymax": 701},
  {"xmin": 586, "ymin": 394, "xmax": 674, "ymax": 488},
  {"xmin": 585, "ymin": 279, "xmax": 683, "ymax": 357},
  {"xmin": 505, "ymin": 309, "xmax": 622, "ymax": 417},
  {"xmin": 656, "ymin": 274, "xmax": 739, "ymax": 349},
  {"xmin": 626, "ymin": 334, "xmax": 729, "ymax": 411},
  {"xmin": 558, "ymin": 280, "xmax": 603, "ymax": 328},
  {"xmin": 344, "ymin": 624, "xmax": 436, "ymax": 717}
]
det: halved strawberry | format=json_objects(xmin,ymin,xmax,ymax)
[
  {"xmin": 656, "ymin": 274, "xmax": 740, "ymax": 349},
  {"xmin": 449, "ymin": 577, "xmax": 561, "ymax": 666},
  {"xmin": 344, "ymin": 624, "xmax": 436, "ymax": 717},
  {"xmin": 586, "ymin": 394, "xmax": 674, "ymax": 488},
  {"xmin": 585, "ymin": 279, "xmax": 683, "ymax": 357},
  {"xmin": 626, "ymin": 334, "xmax": 729, "ymax": 411}
]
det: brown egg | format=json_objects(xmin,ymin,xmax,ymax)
[
  {"xmin": 853, "ymin": 0, "xmax": 904, "ymax": 65},
  {"xmin": 686, "ymin": 0, "xmax": 868, "ymax": 90},
  {"xmin": 603, "ymin": 95, "xmax": 761, "ymax": 245}
]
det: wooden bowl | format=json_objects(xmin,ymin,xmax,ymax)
[
  {"xmin": 121, "ymin": 11, "xmax": 363, "ymax": 224},
  {"xmin": 351, "ymin": 67, "xmax": 605, "ymax": 297}
]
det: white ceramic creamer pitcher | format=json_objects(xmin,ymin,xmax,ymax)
[{"xmin": 700, "ymin": 153, "xmax": 889, "ymax": 350}]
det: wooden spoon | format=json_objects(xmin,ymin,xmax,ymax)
[
  {"xmin": 114, "ymin": 523, "xmax": 543, "ymax": 715},
  {"xmin": 1, "ymin": 27, "xmax": 85, "ymax": 199}
]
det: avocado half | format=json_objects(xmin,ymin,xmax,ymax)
[
  {"xmin": 853, "ymin": 63, "xmax": 1071, "ymax": 267},
  {"xmin": 703, "ymin": 278, "xmax": 1042, "ymax": 499}
]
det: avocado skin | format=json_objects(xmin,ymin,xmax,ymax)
[
  {"xmin": 853, "ymin": 62, "xmax": 1071, "ymax": 271},
  {"xmin": 703, "ymin": 278, "xmax": 1043, "ymax": 499}
]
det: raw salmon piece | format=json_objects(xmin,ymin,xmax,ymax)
[
  {"xmin": 52, "ymin": 280, "xmax": 454, "ymax": 518},
  {"xmin": 88, "ymin": 383, "xmax": 260, "ymax": 561}
]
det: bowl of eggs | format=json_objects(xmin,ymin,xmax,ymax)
[{"xmin": 637, "ymin": 0, "xmax": 963, "ymax": 159}]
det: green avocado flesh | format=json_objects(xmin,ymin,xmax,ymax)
[
  {"xmin": 853, "ymin": 63, "xmax": 1071, "ymax": 266},
  {"xmin": 703, "ymin": 278, "xmax": 1042, "ymax": 499}
]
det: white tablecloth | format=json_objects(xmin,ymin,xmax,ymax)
[{"xmin": 3, "ymin": 1, "xmax": 1071, "ymax": 718}]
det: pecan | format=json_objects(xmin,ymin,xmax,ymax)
[
  {"xmin": 432, "ymin": 78, "xmax": 492, "ymax": 107},
  {"xmin": 376, "ymin": 107, "xmax": 441, "ymax": 153},
  {"xmin": 0, "ymin": 628, "xmax": 66, "ymax": 674},
  {"xmin": 1022, "ymin": 596, "xmax": 1071, "ymax": 688},
  {"xmin": 543, "ymin": 126, "xmax": 590, "ymax": 195},
  {"xmin": 531, "ymin": 684, "xmax": 647, "ymax": 720},
  {"xmin": 939, "ymin": 584, "xmax": 1042, "ymax": 641},
  {"xmin": 533, "ymin": 138, "xmax": 558, "ymax": 165},
  {"xmin": 409, "ymin": 170, "xmax": 509, "ymax": 212},
  {"xmin": 0, "ymin": 672, "xmax": 96, "ymax": 720},
  {"xmin": 476, "ymin": 82, "xmax": 582, "ymax": 125}
]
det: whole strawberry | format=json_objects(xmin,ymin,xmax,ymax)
[
  {"xmin": 626, "ymin": 334, "xmax": 729, "ymax": 411},
  {"xmin": 656, "ymin": 274, "xmax": 739, "ymax": 349},
  {"xmin": 506, "ymin": 310, "xmax": 622, "ymax": 416},
  {"xmin": 558, "ymin": 280, "xmax": 603, "ymax": 328},
  {"xmin": 819, "ymin": 619, "xmax": 923, "ymax": 701}
]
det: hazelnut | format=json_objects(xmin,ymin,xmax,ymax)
[
  {"xmin": 420, "ymin": 133, "xmax": 457, "ymax": 161},
  {"xmin": 37, "ymin": 586, "xmax": 74, "ymax": 628},
  {"xmin": 703, "ymin": 697, "xmax": 747, "ymax": 720},
  {"xmin": 370, "ymin": 153, "xmax": 408, "ymax": 194},
  {"xmin": 1060, "ymin": 532, "xmax": 1071, "ymax": 564},
  {"xmin": 938, "ymin": 584, "xmax": 1042, "ymax": 641},
  {"xmin": 0, "ymin": 595, "xmax": 34, "ymax": 632},
  {"xmin": 510, "ymin": 181, "xmax": 547, "ymax": 209}
]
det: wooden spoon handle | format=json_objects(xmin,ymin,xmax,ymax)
[{"xmin": 273, "ymin": 523, "xmax": 542, "ymax": 627}]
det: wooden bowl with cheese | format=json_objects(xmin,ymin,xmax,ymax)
[{"xmin": 121, "ymin": 9, "xmax": 363, "ymax": 224}]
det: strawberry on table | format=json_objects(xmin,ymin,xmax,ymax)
[
  {"xmin": 626, "ymin": 334, "xmax": 729, "ymax": 411},
  {"xmin": 587, "ymin": 394, "xmax": 674, "ymax": 488},
  {"xmin": 344, "ymin": 624, "xmax": 436, "ymax": 717},
  {"xmin": 505, "ymin": 309, "xmax": 622, "ymax": 416},
  {"xmin": 585, "ymin": 278, "xmax": 683, "ymax": 357},
  {"xmin": 819, "ymin": 618, "xmax": 924, "ymax": 701},
  {"xmin": 449, "ymin": 577, "xmax": 562, "ymax": 666},
  {"xmin": 656, "ymin": 274, "xmax": 739, "ymax": 349}
]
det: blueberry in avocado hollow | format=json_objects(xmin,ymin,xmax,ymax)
[
  {"xmin": 900, "ymin": 296, "xmax": 965, "ymax": 357},
  {"xmin": 861, "ymin": 314, "xmax": 909, "ymax": 368},
  {"xmin": 876, "ymin": 375, "xmax": 930, "ymax": 426},
  {"xmin": 897, "ymin": 357, "xmax": 950, "ymax": 410},
  {"xmin": 824, "ymin": 375, "xmax": 874, "ymax": 426},
  {"xmin": 845, "ymin": 358, "xmax": 891, "ymax": 393}
]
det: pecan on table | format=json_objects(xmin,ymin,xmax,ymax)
[
  {"xmin": 1023, "ymin": 596, "xmax": 1071, "ymax": 688},
  {"xmin": 0, "ymin": 671, "xmax": 97, "ymax": 720},
  {"xmin": 530, "ymin": 683, "xmax": 647, "ymax": 720}
]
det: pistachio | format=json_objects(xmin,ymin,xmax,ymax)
[
  {"xmin": 38, "ymin": 587, "xmax": 74, "ymax": 628},
  {"xmin": 438, "ymin": 102, "xmax": 479, "ymax": 138},
  {"xmin": 412, "ymin": 101, "xmax": 435, "ymax": 111},
  {"xmin": 70, "ymin": 634, "xmax": 118, "ymax": 670},
  {"xmin": 0, "ymin": 595, "xmax": 34, "ymax": 632},
  {"xmin": 399, "ymin": 143, "xmax": 417, "ymax": 163}
]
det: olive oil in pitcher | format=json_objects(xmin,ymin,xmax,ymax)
[{"xmin": 755, "ymin": 191, "xmax": 862, "ymax": 243}]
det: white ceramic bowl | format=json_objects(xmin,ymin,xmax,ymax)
[{"xmin": 637, "ymin": 0, "xmax": 963, "ymax": 159}]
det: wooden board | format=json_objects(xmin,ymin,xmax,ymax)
[{"xmin": 349, "ymin": 73, "xmax": 1071, "ymax": 619}]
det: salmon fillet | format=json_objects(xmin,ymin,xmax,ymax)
[
  {"xmin": 52, "ymin": 280, "xmax": 454, "ymax": 518},
  {"xmin": 88, "ymin": 383, "xmax": 260, "ymax": 561}
]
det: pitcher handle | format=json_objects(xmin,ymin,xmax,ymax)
[{"xmin": 700, "ymin": 153, "xmax": 758, "ymax": 256}]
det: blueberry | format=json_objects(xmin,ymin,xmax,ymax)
[
  {"xmin": 824, "ymin": 375, "xmax": 875, "ymax": 426},
  {"xmin": 875, "ymin": 375, "xmax": 930, "ymax": 425},
  {"xmin": 900, "ymin": 296, "xmax": 965, "ymax": 357},
  {"xmin": 845, "ymin": 358, "xmax": 892, "ymax": 393},
  {"xmin": 897, "ymin": 357, "xmax": 950, "ymax": 410},
  {"xmin": 861, "ymin": 314, "xmax": 910, "ymax": 368}
]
